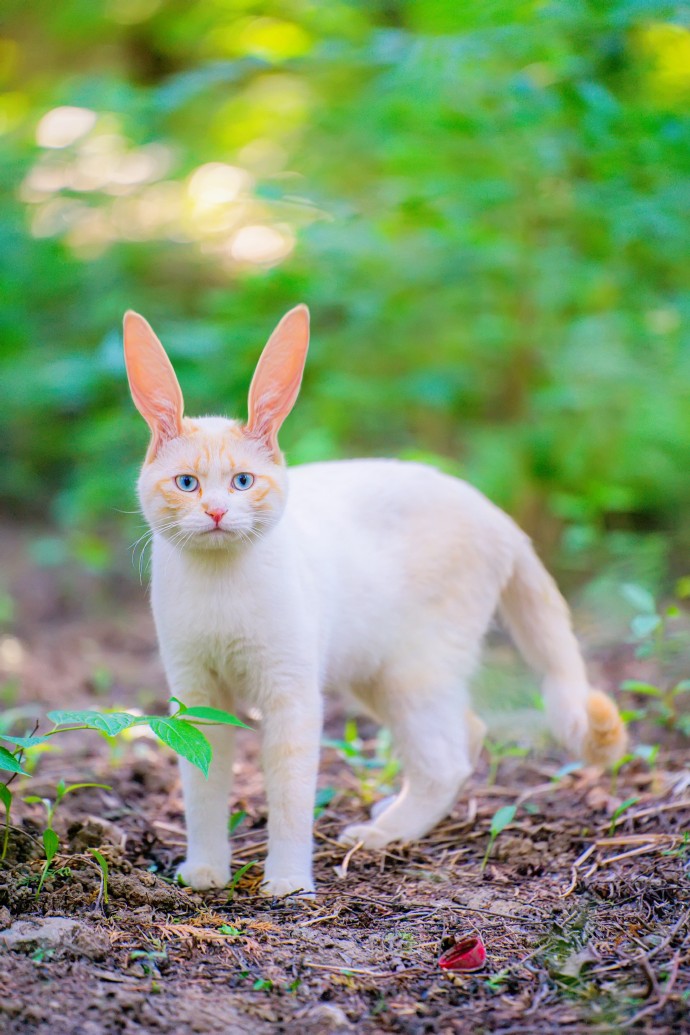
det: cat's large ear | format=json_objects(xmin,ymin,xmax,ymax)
[
  {"xmin": 123, "ymin": 311, "xmax": 184, "ymax": 459},
  {"xmin": 247, "ymin": 304, "xmax": 310, "ymax": 455}
]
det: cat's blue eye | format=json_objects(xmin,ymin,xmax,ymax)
[
  {"xmin": 175, "ymin": 474, "xmax": 199, "ymax": 492},
  {"xmin": 232, "ymin": 473, "xmax": 254, "ymax": 491}
]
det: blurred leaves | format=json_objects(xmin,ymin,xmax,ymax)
[{"xmin": 0, "ymin": 0, "xmax": 688, "ymax": 567}]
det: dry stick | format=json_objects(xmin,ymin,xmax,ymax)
[
  {"xmin": 594, "ymin": 909, "xmax": 690, "ymax": 975},
  {"xmin": 605, "ymin": 799, "xmax": 690, "ymax": 831},
  {"xmin": 302, "ymin": 960, "xmax": 424, "ymax": 979},
  {"xmin": 336, "ymin": 839, "xmax": 362, "ymax": 879},
  {"xmin": 598, "ymin": 843, "xmax": 661, "ymax": 867},
  {"xmin": 560, "ymin": 843, "xmax": 597, "ymax": 898},
  {"xmin": 621, "ymin": 949, "xmax": 682, "ymax": 1029}
]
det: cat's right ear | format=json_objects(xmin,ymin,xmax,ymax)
[{"xmin": 123, "ymin": 311, "xmax": 184, "ymax": 459}]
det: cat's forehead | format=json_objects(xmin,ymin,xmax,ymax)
[{"xmin": 154, "ymin": 416, "xmax": 273, "ymax": 472}]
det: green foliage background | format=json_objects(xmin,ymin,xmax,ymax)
[{"xmin": 1, "ymin": 0, "xmax": 689, "ymax": 576}]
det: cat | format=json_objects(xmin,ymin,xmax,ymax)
[{"xmin": 123, "ymin": 304, "xmax": 627, "ymax": 896}]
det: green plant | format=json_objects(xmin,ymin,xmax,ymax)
[
  {"xmin": 0, "ymin": 699, "xmax": 248, "ymax": 867},
  {"xmin": 481, "ymin": 804, "xmax": 518, "ymax": 872},
  {"xmin": 36, "ymin": 828, "xmax": 59, "ymax": 898},
  {"xmin": 609, "ymin": 796, "xmax": 640, "ymax": 836},
  {"xmin": 609, "ymin": 743, "xmax": 660, "ymax": 795},
  {"xmin": 0, "ymin": 783, "xmax": 12, "ymax": 862},
  {"xmin": 619, "ymin": 583, "xmax": 690, "ymax": 735},
  {"xmin": 228, "ymin": 810, "xmax": 247, "ymax": 835},
  {"xmin": 0, "ymin": 699, "xmax": 248, "ymax": 781},
  {"xmin": 484, "ymin": 738, "xmax": 530, "ymax": 787},
  {"xmin": 90, "ymin": 848, "xmax": 109, "ymax": 907},
  {"xmin": 24, "ymin": 780, "xmax": 112, "ymax": 829},
  {"xmin": 226, "ymin": 860, "xmax": 259, "ymax": 902},
  {"xmin": 323, "ymin": 720, "xmax": 400, "ymax": 805}
]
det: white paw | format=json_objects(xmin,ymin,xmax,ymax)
[
  {"xmin": 176, "ymin": 861, "xmax": 230, "ymax": 890},
  {"xmin": 260, "ymin": 874, "xmax": 315, "ymax": 899},
  {"xmin": 339, "ymin": 822, "xmax": 396, "ymax": 850},
  {"xmin": 370, "ymin": 794, "xmax": 396, "ymax": 821}
]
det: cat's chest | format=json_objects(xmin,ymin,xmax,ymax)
[{"xmin": 150, "ymin": 544, "xmax": 295, "ymax": 690}]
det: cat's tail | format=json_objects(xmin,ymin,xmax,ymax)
[{"xmin": 498, "ymin": 534, "xmax": 627, "ymax": 767}]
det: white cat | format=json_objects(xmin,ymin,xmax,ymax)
[{"xmin": 123, "ymin": 304, "xmax": 626, "ymax": 896}]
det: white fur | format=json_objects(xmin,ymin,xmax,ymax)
[{"xmin": 144, "ymin": 440, "xmax": 600, "ymax": 895}]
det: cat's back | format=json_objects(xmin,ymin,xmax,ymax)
[{"xmin": 287, "ymin": 458, "xmax": 514, "ymax": 547}]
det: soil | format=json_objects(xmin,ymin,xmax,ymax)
[{"xmin": 0, "ymin": 526, "xmax": 688, "ymax": 1034}]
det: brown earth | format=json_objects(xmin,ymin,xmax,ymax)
[{"xmin": 0, "ymin": 527, "xmax": 689, "ymax": 1034}]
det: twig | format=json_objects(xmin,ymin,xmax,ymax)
[
  {"xmin": 335, "ymin": 839, "xmax": 363, "ymax": 880},
  {"xmin": 302, "ymin": 960, "xmax": 423, "ymax": 979},
  {"xmin": 560, "ymin": 843, "xmax": 596, "ymax": 898},
  {"xmin": 621, "ymin": 949, "xmax": 682, "ymax": 1028},
  {"xmin": 598, "ymin": 844, "xmax": 660, "ymax": 867}
]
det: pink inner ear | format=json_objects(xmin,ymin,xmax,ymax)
[
  {"xmin": 123, "ymin": 311, "xmax": 184, "ymax": 457},
  {"xmin": 247, "ymin": 304, "xmax": 310, "ymax": 452}
]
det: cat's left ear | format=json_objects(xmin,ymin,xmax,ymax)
[
  {"xmin": 123, "ymin": 311, "xmax": 184, "ymax": 458},
  {"xmin": 247, "ymin": 304, "xmax": 310, "ymax": 455}
]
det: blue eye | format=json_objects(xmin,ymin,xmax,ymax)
[
  {"xmin": 232, "ymin": 473, "xmax": 254, "ymax": 491},
  {"xmin": 175, "ymin": 474, "xmax": 199, "ymax": 492}
]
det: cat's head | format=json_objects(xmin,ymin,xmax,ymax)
[{"xmin": 123, "ymin": 305, "xmax": 309, "ymax": 552}]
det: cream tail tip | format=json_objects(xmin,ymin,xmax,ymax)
[{"xmin": 581, "ymin": 689, "xmax": 628, "ymax": 767}]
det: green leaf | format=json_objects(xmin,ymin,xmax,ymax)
[
  {"xmin": 0, "ymin": 783, "xmax": 12, "ymax": 809},
  {"xmin": 180, "ymin": 706, "xmax": 250, "ymax": 729},
  {"xmin": 630, "ymin": 614, "xmax": 662, "ymax": 639},
  {"xmin": 0, "ymin": 734, "xmax": 47, "ymax": 748},
  {"xmin": 634, "ymin": 744, "xmax": 659, "ymax": 767},
  {"xmin": 43, "ymin": 828, "xmax": 59, "ymax": 865},
  {"xmin": 90, "ymin": 848, "xmax": 109, "ymax": 905},
  {"xmin": 47, "ymin": 710, "xmax": 139, "ymax": 737},
  {"xmin": 62, "ymin": 782, "xmax": 111, "ymax": 797},
  {"xmin": 611, "ymin": 796, "xmax": 640, "ymax": 826},
  {"xmin": 148, "ymin": 717, "xmax": 212, "ymax": 775},
  {"xmin": 620, "ymin": 680, "xmax": 662, "ymax": 697},
  {"xmin": 672, "ymin": 681, "xmax": 690, "ymax": 696},
  {"xmin": 227, "ymin": 859, "xmax": 258, "ymax": 901},
  {"xmin": 0, "ymin": 745, "xmax": 26, "ymax": 775},
  {"xmin": 228, "ymin": 810, "xmax": 247, "ymax": 834},
  {"xmin": 621, "ymin": 584, "xmax": 656, "ymax": 615},
  {"xmin": 490, "ymin": 804, "xmax": 517, "ymax": 838}
]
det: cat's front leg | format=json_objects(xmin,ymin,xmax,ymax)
[
  {"xmin": 260, "ymin": 686, "xmax": 322, "ymax": 898},
  {"xmin": 176, "ymin": 717, "xmax": 236, "ymax": 891}
]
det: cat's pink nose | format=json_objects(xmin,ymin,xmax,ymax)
[{"xmin": 206, "ymin": 508, "xmax": 227, "ymax": 526}]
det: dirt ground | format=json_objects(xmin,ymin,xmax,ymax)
[{"xmin": 0, "ymin": 528, "xmax": 689, "ymax": 1034}]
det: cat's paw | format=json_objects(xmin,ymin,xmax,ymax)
[
  {"xmin": 260, "ymin": 874, "xmax": 315, "ymax": 899},
  {"xmin": 176, "ymin": 861, "xmax": 230, "ymax": 890},
  {"xmin": 370, "ymin": 794, "xmax": 396, "ymax": 821},
  {"xmin": 339, "ymin": 822, "xmax": 396, "ymax": 850}
]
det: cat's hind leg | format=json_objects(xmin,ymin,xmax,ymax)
[
  {"xmin": 368, "ymin": 706, "xmax": 485, "ymax": 823},
  {"xmin": 341, "ymin": 676, "xmax": 474, "ymax": 850}
]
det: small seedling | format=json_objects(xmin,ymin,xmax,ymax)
[
  {"xmin": 253, "ymin": 977, "xmax": 273, "ymax": 991},
  {"xmin": 219, "ymin": 923, "xmax": 243, "ymax": 937},
  {"xmin": 323, "ymin": 720, "xmax": 400, "ymax": 804},
  {"xmin": 130, "ymin": 946, "xmax": 168, "ymax": 976},
  {"xmin": 227, "ymin": 859, "xmax": 259, "ymax": 901},
  {"xmin": 90, "ymin": 848, "xmax": 110, "ymax": 907},
  {"xmin": 0, "ymin": 783, "xmax": 12, "ymax": 862},
  {"xmin": 228, "ymin": 810, "xmax": 247, "ymax": 835},
  {"xmin": 609, "ymin": 743, "xmax": 660, "ymax": 795},
  {"xmin": 609, "ymin": 796, "xmax": 640, "ymax": 836},
  {"xmin": 484, "ymin": 738, "xmax": 529, "ymax": 786},
  {"xmin": 36, "ymin": 828, "xmax": 59, "ymax": 897},
  {"xmin": 481, "ymin": 804, "xmax": 517, "ymax": 871},
  {"xmin": 314, "ymin": 786, "xmax": 337, "ymax": 818},
  {"xmin": 24, "ymin": 779, "xmax": 112, "ymax": 829}
]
